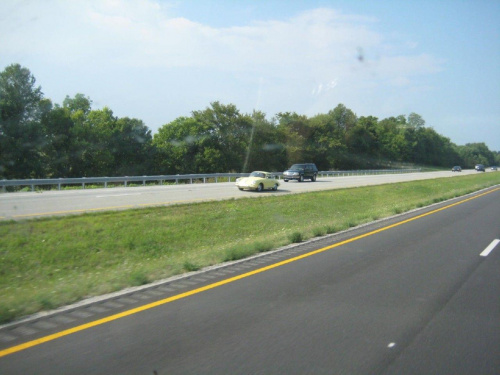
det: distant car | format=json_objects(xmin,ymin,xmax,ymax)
[
  {"xmin": 491, "ymin": 166, "xmax": 498, "ymax": 171},
  {"xmin": 475, "ymin": 164, "xmax": 485, "ymax": 172},
  {"xmin": 236, "ymin": 171, "xmax": 280, "ymax": 192},
  {"xmin": 452, "ymin": 166, "xmax": 462, "ymax": 172},
  {"xmin": 283, "ymin": 163, "xmax": 318, "ymax": 182}
]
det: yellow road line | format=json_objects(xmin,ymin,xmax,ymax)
[{"xmin": 1, "ymin": 187, "xmax": 498, "ymax": 358}]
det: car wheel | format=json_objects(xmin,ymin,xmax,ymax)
[
  {"xmin": 273, "ymin": 183, "xmax": 278, "ymax": 191},
  {"xmin": 257, "ymin": 184, "xmax": 263, "ymax": 192},
  {"xmin": 298, "ymin": 175, "xmax": 303, "ymax": 182},
  {"xmin": 238, "ymin": 188, "xmax": 243, "ymax": 190},
  {"xmin": 311, "ymin": 174, "xmax": 316, "ymax": 182}
]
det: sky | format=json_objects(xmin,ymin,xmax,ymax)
[{"xmin": 1, "ymin": 0, "xmax": 499, "ymax": 151}]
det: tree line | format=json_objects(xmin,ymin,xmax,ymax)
[{"xmin": 1, "ymin": 63, "xmax": 498, "ymax": 180}]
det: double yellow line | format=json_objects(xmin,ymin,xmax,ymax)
[{"xmin": 1, "ymin": 187, "xmax": 498, "ymax": 358}]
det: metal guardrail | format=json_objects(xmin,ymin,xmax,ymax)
[
  {"xmin": 0, "ymin": 169, "xmax": 421, "ymax": 192},
  {"xmin": 316, "ymin": 169, "xmax": 420, "ymax": 178}
]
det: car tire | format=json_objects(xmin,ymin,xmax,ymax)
[
  {"xmin": 257, "ymin": 184, "xmax": 263, "ymax": 192},
  {"xmin": 311, "ymin": 174, "xmax": 316, "ymax": 182},
  {"xmin": 298, "ymin": 175, "xmax": 303, "ymax": 182},
  {"xmin": 273, "ymin": 183, "xmax": 278, "ymax": 191}
]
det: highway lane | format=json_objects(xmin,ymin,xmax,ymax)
[
  {"xmin": 0, "ymin": 169, "xmax": 480, "ymax": 220},
  {"xmin": 1, "ymin": 186, "xmax": 498, "ymax": 374}
]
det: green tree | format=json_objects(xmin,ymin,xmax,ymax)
[
  {"xmin": 243, "ymin": 110, "xmax": 286, "ymax": 172},
  {"xmin": 192, "ymin": 102, "xmax": 253, "ymax": 172},
  {"xmin": 153, "ymin": 116, "xmax": 207, "ymax": 174},
  {"xmin": 343, "ymin": 115, "xmax": 385, "ymax": 168},
  {"xmin": 376, "ymin": 116, "xmax": 408, "ymax": 163},
  {"xmin": 78, "ymin": 107, "xmax": 117, "ymax": 176},
  {"xmin": 0, "ymin": 64, "xmax": 50, "ymax": 178},
  {"xmin": 326, "ymin": 104, "xmax": 357, "ymax": 168},
  {"xmin": 63, "ymin": 93, "xmax": 92, "ymax": 115},
  {"xmin": 407, "ymin": 112, "xmax": 425, "ymax": 129},
  {"xmin": 276, "ymin": 112, "xmax": 313, "ymax": 165},
  {"xmin": 494, "ymin": 151, "xmax": 500, "ymax": 166},
  {"xmin": 329, "ymin": 103, "xmax": 357, "ymax": 134},
  {"xmin": 40, "ymin": 106, "xmax": 75, "ymax": 177},
  {"xmin": 308, "ymin": 112, "xmax": 346, "ymax": 170},
  {"xmin": 457, "ymin": 143, "xmax": 496, "ymax": 168},
  {"xmin": 113, "ymin": 117, "xmax": 153, "ymax": 176},
  {"xmin": 346, "ymin": 116, "xmax": 379, "ymax": 160},
  {"xmin": 60, "ymin": 94, "xmax": 93, "ymax": 177}
]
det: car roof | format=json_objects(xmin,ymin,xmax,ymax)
[{"xmin": 290, "ymin": 163, "xmax": 315, "ymax": 167}]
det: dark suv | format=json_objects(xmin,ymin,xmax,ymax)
[
  {"xmin": 475, "ymin": 164, "xmax": 485, "ymax": 172},
  {"xmin": 283, "ymin": 163, "xmax": 318, "ymax": 182}
]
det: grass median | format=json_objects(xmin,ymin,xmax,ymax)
[{"xmin": 1, "ymin": 172, "xmax": 499, "ymax": 323}]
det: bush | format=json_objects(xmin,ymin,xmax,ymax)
[
  {"xmin": 288, "ymin": 232, "xmax": 303, "ymax": 243},
  {"xmin": 183, "ymin": 261, "xmax": 200, "ymax": 272}
]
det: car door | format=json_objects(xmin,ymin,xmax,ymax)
[{"xmin": 267, "ymin": 174, "xmax": 277, "ymax": 189}]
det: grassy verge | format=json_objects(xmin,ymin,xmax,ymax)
[{"xmin": 1, "ymin": 173, "xmax": 499, "ymax": 323}]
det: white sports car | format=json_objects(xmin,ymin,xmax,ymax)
[{"xmin": 235, "ymin": 171, "xmax": 280, "ymax": 192}]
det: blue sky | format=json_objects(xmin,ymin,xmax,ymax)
[{"xmin": 2, "ymin": 0, "xmax": 499, "ymax": 151}]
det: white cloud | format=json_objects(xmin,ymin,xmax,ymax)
[
  {"xmin": 4, "ymin": 2, "xmax": 440, "ymax": 72},
  {"xmin": 1, "ymin": 0, "xmax": 445, "ymax": 130}
]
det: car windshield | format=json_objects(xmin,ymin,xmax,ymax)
[
  {"xmin": 289, "ymin": 165, "xmax": 305, "ymax": 171},
  {"xmin": 250, "ymin": 172, "xmax": 265, "ymax": 178}
]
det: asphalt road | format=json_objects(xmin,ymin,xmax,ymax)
[
  {"xmin": 1, "ymin": 186, "xmax": 498, "ymax": 374},
  {"xmin": 0, "ymin": 169, "xmax": 482, "ymax": 220}
]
